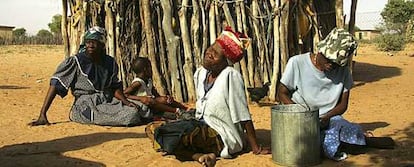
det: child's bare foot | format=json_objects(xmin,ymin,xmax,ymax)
[{"xmin": 198, "ymin": 153, "xmax": 216, "ymax": 167}]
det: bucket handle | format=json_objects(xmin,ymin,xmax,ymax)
[{"xmin": 297, "ymin": 92, "xmax": 312, "ymax": 111}]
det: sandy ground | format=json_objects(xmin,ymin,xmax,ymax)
[{"xmin": 0, "ymin": 44, "xmax": 413, "ymax": 167}]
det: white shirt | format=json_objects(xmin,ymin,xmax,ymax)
[
  {"xmin": 280, "ymin": 52, "xmax": 353, "ymax": 115},
  {"xmin": 194, "ymin": 66, "xmax": 252, "ymax": 158},
  {"xmin": 131, "ymin": 77, "xmax": 153, "ymax": 96}
]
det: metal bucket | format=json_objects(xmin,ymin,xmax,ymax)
[{"xmin": 271, "ymin": 104, "xmax": 321, "ymax": 166}]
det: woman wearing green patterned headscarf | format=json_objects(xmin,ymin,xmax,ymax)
[
  {"xmin": 29, "ymin": 26, "xmax": 148, "ymax": 127},
  {"xmin": 278, "ymin": 28, "xmax": 395, "ymax": 161}
]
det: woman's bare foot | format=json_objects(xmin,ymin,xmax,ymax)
[
  {"xmin": 364, "ymin": 131, "xmax": 374, "ymax": 137},
  {"xmin": 198, "ymin": 153, "xmax": 216, "ymax": 167},
  {"xmin": 252, "ymin": 145, "xmax": 271, "ymax": 155}
]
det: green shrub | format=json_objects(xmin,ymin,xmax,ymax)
[{"xmin": 374, "ymin": 33, "xmax": 406, "ymax": 51}]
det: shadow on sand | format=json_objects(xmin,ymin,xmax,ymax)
[
  {"xmin": 359, "ymin": 122, "xmax": 390, "ymax": 132},
  {"xmin": 0, "ymin": 132, "xmax": 146, "ymax": 167},
  {"xmin": 258, "ymin": 120, "xmax": 414, "ymax": 166},
  {"xmin": 256, "ymin": 129, "xmax": 359, "ymax": 166},
  {"xmin": 256, "ymin": 129, "xmax": 271, "ymax": 147},
  {"xmin": 0, "ymin": 85, "xmax": 29, "ymax": 89},
  {"xmin": 366, "ymin": 122, "xmax": 414, "ymax": 166},
  {"xmin": 352, "ymin": 62, "xmax": 401, "ymax": 87}
]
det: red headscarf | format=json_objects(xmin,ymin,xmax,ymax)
[{"xmin": 216, "ymin": 27, "xmax": 250, "ymax": 64}]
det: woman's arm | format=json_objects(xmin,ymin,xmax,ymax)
[
  {"xmin": 123, "ymin": 81, "xmax": 141, "ymax": 95},
  {"xmin": 277, "ymin": 83, "xmax": 295, "ymax": 104},
  {"xmin": 320, "ymin": 91, "xmax": 350, "ymax": 125},
  {"xmin": 115, "ymin": 88, "xmax": 136, "ymax": 107},
  {"xmin": 241, "ymin": 120, "xmax": 271, "ymax": 154},
  {"xmin": 127, "ymin": 95, "xmax": 155, "ymax": 106},
  {"xmin": 28, "ymin": 86, "xmax": 57, "ymax": 126}
]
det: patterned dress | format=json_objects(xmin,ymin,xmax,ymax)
[{"xmin": 50, "ymin": 52, "xmax": 144, "ymax": 126}]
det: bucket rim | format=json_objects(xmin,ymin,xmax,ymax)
[{"xmin": 271, "ymin": 104, "xmax": 318, "ymax": 113}]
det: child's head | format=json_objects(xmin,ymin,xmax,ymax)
[{"xmin": 132, "ymin": 57, "xmax": 152, "ymax": 79}]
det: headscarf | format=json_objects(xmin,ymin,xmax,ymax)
[
  {"xmin": 79, "ymin": 26, "xmax": 107, "ymax": 53},
  {"xmin": 317, "ymin": 28, "xmax": 358, "ymax": 66},
  {"xmin": 216, "ymin": 26, "xmax": 250, "ymax": 64},
  {"xmin": 84, "ymin": 26, "xmax": 107, "ymax": 44}
]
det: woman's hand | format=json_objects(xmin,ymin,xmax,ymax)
[
  {"xmin": 28, "ymin": 115, "xmax": 50, "ymax": 126},
  {"xmin": 154, "ymin": 96, "xmax": 173, "ymax": 104},
  {"xmin": 166, "ymin": 95, "xmax": 173, "ymax": 104},
  {"xmin": 252, "ymin": 145, "xmax": 271, "ymax": 155},
  {"xmin": 319, "ymin": 114, "xmax": 331, "ymax": 129},
  {"xmin": 140, "ymin": 96, "xmax": 155, "ymax": 106},
  {"xmin": 123, "ymin": 100, "xmax": 137, "ymax": 108},
  {"xmin": 277, "ymin": 84, "xmax": 295, "ymax": 104}
]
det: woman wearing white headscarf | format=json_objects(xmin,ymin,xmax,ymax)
[{"xmin": 29, "ymin": 26, "xmax": 144, "ymax": 126}]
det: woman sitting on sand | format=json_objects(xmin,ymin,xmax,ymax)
[
  {"xmin": 147, "ymin": 27, "xmax": 270, "ymax": 167},
  {"xmin": 29, "ymin": 26, "xmax": 144, "ymax": 127},
  {"xmin": 278, "ymin": 28, "xmax": 395, "ymax": 161}
]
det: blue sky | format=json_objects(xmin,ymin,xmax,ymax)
[{"xmin": 0, "ymin": 0, "xmax": 387, "ymax": 35}]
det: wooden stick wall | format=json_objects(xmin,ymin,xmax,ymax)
[{"xmin": 62, "ymin": 0, "xmax": 349, "ymax": 102}]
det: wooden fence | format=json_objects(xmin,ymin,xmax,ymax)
[{"xmin": 62, "ymin": 0, "xmax": 351, "ymax": 102}]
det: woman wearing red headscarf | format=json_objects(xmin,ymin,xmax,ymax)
[{"xmin": 147, "ymin": 27, "xmax": 269, "ymax": 167}]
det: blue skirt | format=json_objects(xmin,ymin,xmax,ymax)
[{"xmin": 322, "ymin": 115, "xmax": 366, "ymax": 159}]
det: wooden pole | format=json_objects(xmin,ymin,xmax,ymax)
[
  {"xmin": 236, "ymin": 1, "xmax": 251, "ymax": 88},
  {"xmin": 178, "ymin": 0, "xmax": 196, "ymax": 102},
  {"xmin": 348, "ymin": 0, "xmax": 357, "ymax": 73},
  {"xmin": 269, "ymin": 0, "xmax": 281, "ymax": 102},
  {"xmin": 222, "ymin": 2, "xmax": 236, "ymax": 30},
  {"xmin": 348, "ymin": 0, "xmax": 357, "ymax": 34},
  {"xmin": 214, "ymin": 1, "xmax": 221, "ymax": 35},
  {"xmin": 261, "ymin": 1, "xmax": 271, "ymax": 84},
  {"xmin": 293, "ymin": 1, "xmax": 301, "ymax": 55},
  {"xmin": 160, "ymin": 0, "xmax": 183, "ymax": 101},
  {"xmin": 209, "ymin": 1, "xmax": 217, "ymax": 44},
  {"xmin": 105, "ymin": 0, "xmax": 115, "ymax": 58},
  {"xmin": 199, "ymin": 0, "xmax": 208, "ymax": 64},
  {"xmin": 191, "ymin": 0, "xmax": 202, "ymax": 67},
  {"xmin": 61, "ymin": 0, "xmax": 70, "ymax": 58},
  {"xmin": 335, "ymin": 0, "xmax": 344, "ymax": 28},
  {"xmin": 143, "ymin": 0, "xmax": 166, "ymax": 95},
  {"xmin": 156, "ymin": 3, "xmax": 171, "ymax": 93},
  {"xmin": 280, "ymin": 0, "xmax": 289, "ymax": 73},
  {"xmin": 115, "ymin": 10, "xmax": 126, "ymax": 88},
  {"xmin": 68, "ymin": 0, "xmax": 84, "ymax": 55},
  {"xmin": 309, "ymin": 0, "xmax": 320, "ymax": 53},
  {"xmin": 252, "ymin": 0, "xmax": 264, "ymax": 87},
  {"xmin": 242, "ymin": 1, "xmax": 254, "ymax": 87}
]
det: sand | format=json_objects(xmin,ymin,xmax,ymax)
[{"xmin": 0, "ymin": 44, "xmax": 413, "ymax": 166}]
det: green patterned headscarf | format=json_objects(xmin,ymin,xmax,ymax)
[
  {"xmin": 84, "ymin": 26, "xmax": 106, "ymax": 44},
  {"xmin": 78, "ymin": 26, "xmax": 106, "ymax": 53},
  {"xmin": 317, "ymin": 28, "xmax": 358, "ymax": 66}
]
